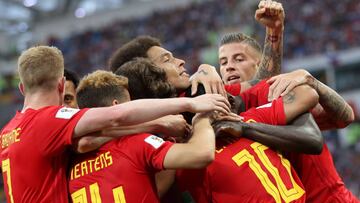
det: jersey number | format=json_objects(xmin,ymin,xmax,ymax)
[
  {"xmin": 71, "ymin": 183, "xmax": 126, "ymax": 203},
  {"xmin": 2, "ymin": 158, "xmax": 14, "ymax": 203},
  {"xmin": 232, "ymin": 142, "xmax": 304, "ymax": 203}
]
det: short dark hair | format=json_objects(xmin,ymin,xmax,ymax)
[
  {"xmin": 115, "ymin": 57, "xmax": 176, "ymax": 100},
  {"xmin": 108, "ymin": 36, "xmax": 161, "ymax": 73},
  {"xmin": 64, "ymin": 68, "xmax": 79, "ymax": 87},
  {"xmin": 220, "ymin": 33, "xmax": 261, "ymax": 54},
  {"xmin": 76, "ymin": 70, "xmax": 129, "ymax": 108}
]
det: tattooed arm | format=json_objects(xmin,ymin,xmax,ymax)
[
  {"xmin": 267, "ymin": 69, "xmax": 355, "ymax": 130},
  {"xmin": 307, "ymin": 75, "xmax": 355, "ymax": 130},
  {"xmin": 239, "ymin": 0, "xmax": 285, "ymax": 92},
  {"xmin": 215, "ymin": 85, "xmax": 323, "ymax": 154}
]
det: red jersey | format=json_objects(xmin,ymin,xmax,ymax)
[
  {"xmin": 225, "ymin": 80, "xmax": 270, "ymax": 109},
  {"xmin": 288, "ymin": 146, "xmax": 359, "ymax": 203},
  {"xmin": 0, "ymin": 106, "xmax": 88, "ymax": 203},
  {"xmin": 69, "ymin": 133, "xmax": 174, "ymax": 203},
  {"xmin": 240, "ymin": 82, "xmax": 359, "ymax": 202},
  {"xmin": 177, "ymin": 98, "xmax": 306, "ymax": 203}
]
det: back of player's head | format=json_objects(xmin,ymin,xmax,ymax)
[
  {"xmin": 108, "ymin": 36, "xmax": 161, "ymax": 73},
  {"xmin": 220, "ymin": 33, "xmax": 261, "ymax": 54},
  {"xmin": 115, "ymin": 57, "xmax": 177, "ymax": 100},
  {"xmin": 18, "ymin": 45, "xmax": 64, "ymax": 93},
  {"xmin": 76, "ymin": 70, "xmax": 129, "ymax": 108},
  {"xmin": 64, "ymin": 68, "xmax": 79, "ymax": 88}
]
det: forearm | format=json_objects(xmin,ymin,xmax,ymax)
[
  {"xmin": 244, "ymin": 113, "xmax": 323, "ymax": 154},
  {"xmin": 282, "ymin": 84, "xmax": 319, "ymax": 123},
  {"xmin": 74, "ymin": 133, "xmax": 113, "ymax": 153},
  {"xmin": 254, "ymin": 26, "xmax": 283, "ymax": 80},
  {"xmin": 307, "ymin": 75, "xmax": 355, "ymax": 129},
  {"xmin": 163, "ymin": 117, "xmax": 215, "ymax": 169},
  {"xmin": 110, "ymin": 98, "xmax": 192, "ymax": 126}
]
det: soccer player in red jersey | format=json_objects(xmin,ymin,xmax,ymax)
[
  {"xmin": 0, "ymin": 46, "xmax": 230, "ymax": 202},
  {"xmin": 68, "ymin": 70, "xmax": 238, "ymax": 203}
]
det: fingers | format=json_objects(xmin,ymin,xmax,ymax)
[
  {"xmin": 255, "ymin": 8, "xmax": 266, "ymax": 20},
  {"xmin": 214, "ymin": 101, "xmax": 231, "ymax": 115},
  {"xmin": 272, "ymin": 79, "xmax": 291, "ymax": 100},
  {"xmin": 191, "ymin": 80, "xmax": 198, "ymax": 96},
  {"xmin": 217, "ymin": 82, "xmax": 227, "ymax": 99},
  {"xmin": 268, "ymin": 77, "xmax": 281, "ymax": 101},
  {"xmin": 259, "ymin": 0, "xmax": 283, "ymax": 17},
  {"xmin": 204, "ymin": 83, "xmax": 212, "ymax": 94},
  {"xmin": 280, "ymin": 82, "xmax": 298, "ymax": 97}
]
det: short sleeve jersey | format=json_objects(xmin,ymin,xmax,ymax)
[
  {"xmin": 225, "ymin": 80, "xmax": 270, "ymax": 109},
  {"xmin": 0, "ymin": 106, "xmax": 88, "ymax": 203},
  {"xmin": 176, "ymin": 99, "xmax": 306, "ymax": 203},
  {"xmin": 69, "ymin": 133, "xmax": 174, "ymax": 203}
]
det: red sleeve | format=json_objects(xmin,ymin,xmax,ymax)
[
  {"xmin": 34, "ymin": 106, "xmax": 89, "ymax": 156},
  {"xmin": 240, "ymin": 80, "xmax": 270, "ymax": 110},
  {"xmin": 124, "ymin": 134, "xmax": 174, "ymax": 172},
  {"xmin": 224, "ymin": 83, "xmax": 241, "ymax": 96},
  {"xmin": 241, "ymin": 97, "xmax": 286, "ymax": 125}
]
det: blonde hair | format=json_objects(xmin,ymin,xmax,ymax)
[
  {"xmin": 18, "ymin": 46, "xmax": 64, "ymax": 93},
  {"xmin": 77, "ymin": 70, "xmax": 129, "ymax": 108}
]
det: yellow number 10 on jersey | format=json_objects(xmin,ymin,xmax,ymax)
[
  {"xmin": 232, "ymin": 142, "xmax": 304, "ymax": 203},
  {"xmin": 71, "ymin": 183, "xmax": 126, "ymax": 203}
]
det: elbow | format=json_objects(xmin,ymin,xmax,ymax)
[
  {"xmin": 306, "ymin": 131, "xmax": 324, "ymax": 155},
  {"xmin": 76, "ymin": 137, "xmax": 94, "ymax": 153},
  {"xmin": 336, "ymin": 109, "xmax": 355, "ymax": 129},
  {"xmin": 307, "ymin": 86, "xmax": 320, "ymax": 109},
  {"xmin": 310, "ymin": 137, "xmax": 324, "ymax": 155},
  {"xmin": 193, "ymin": 150, "xmax": 215, "ymax": 168}
]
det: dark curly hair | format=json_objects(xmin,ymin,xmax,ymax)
[
  {"xmin": 114, "ymin": 57, "xmax": 177, "ymax": 100},
  {"xmin": 108, "ymin": 36, "xmax": 161, "ymax": 73}
]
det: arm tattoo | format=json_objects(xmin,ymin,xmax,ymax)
[
  {"xmin": 255, "ymin": 32, "xmax": 283, "ymax": 80},
  {"xmin": 283, "ymin": 91, "xmax": 295, "ymax": 104},
  {"xmin": 198, "ymin": 70, "xmax": 208, "ymax": 75},
  {"xmin": 310, "ymin": 77, "xmax": 354, "ymax": 123}
]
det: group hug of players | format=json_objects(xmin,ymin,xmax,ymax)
[{"xmin": 1, "ymin": 0, "xmax": 359, "ymax": 202}]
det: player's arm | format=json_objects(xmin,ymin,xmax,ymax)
[
  {"xmin": 267, "ymin": 69, "xmax": 355, "ymax": 129},
  {"xmin": 74, "ymin": 115, "xmax": 190, "ymax": 153},
  {"xmin": 240, "ymin": 0, "xmax": 285, "ymax": 92},
  {"xmin": 245, "ymin": 113, "xmax": 322, "ymax": 154},
  {"xmin": 163, "ymin": 112, "xmax": 241, "ymax": 169},
  {"xmin": 73, "ymin": 94, "xmax": 230, "ymax": 139},
  {"xmin": 216, "ymin": 84, "xmax": 323, "ymax": 154}
]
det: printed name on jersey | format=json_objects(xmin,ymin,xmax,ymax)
[
  {"xmin": 256, "ymin": 102, "xmax": 272, "ymax": 109},
  {"xmin": 144, "ymin": 135, "xmax": 165, "ymax": 149},
  {"xmin": 56, "ymin": 107, "xmax": 80, "ymax": 119}
]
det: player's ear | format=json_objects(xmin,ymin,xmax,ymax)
[
  {"xmin": 18, "ymin": 83, "xmax": 25, "ymax": 96},
  {"xmin": 58, "ymin": 77, "xmax": 65, "ymax": 94},
  {"xmin": 112, "ymin": 99, "xmax": 119, "ymax": 106}
]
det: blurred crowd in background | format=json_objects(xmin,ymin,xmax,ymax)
[{"xmin": 0, "ymin": 0, "xmax": 359, "ymax": 201}]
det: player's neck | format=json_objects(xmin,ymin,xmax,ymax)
[{"xmin": 22, "ymin": 90, "xmax": 62, "ymax": 112}]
